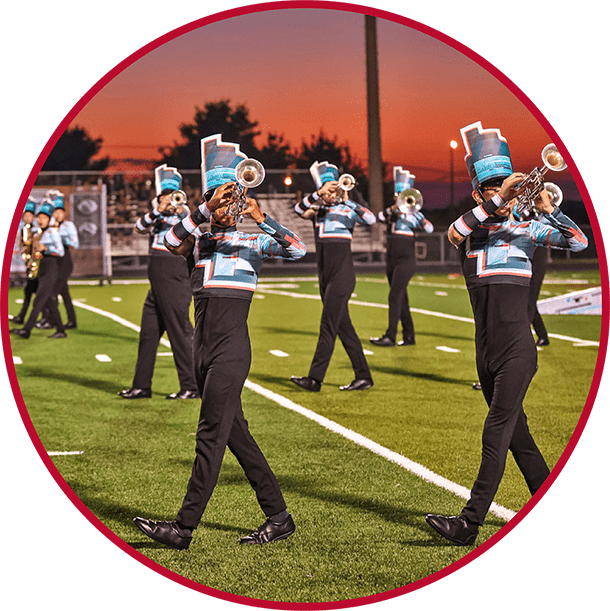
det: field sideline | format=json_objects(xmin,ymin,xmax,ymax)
[{"xmin": 7, "ymin": 269, "xmax": 603, "ymax": 603}]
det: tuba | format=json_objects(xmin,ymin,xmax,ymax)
[
  {"xmin": 228, "ymin": 158, "xmax": 266, "ymax": 220},
  {"xmin": 514, "ymin": 144, "xmax": 567, "ymax": 213},
  {"xmin": 396, "ymin": 188, "xmax": 423, "ymax": 215}
]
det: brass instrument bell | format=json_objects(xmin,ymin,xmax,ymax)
[
  {"xmin": 397, "ymin": 188, "xmax": 423, "ymax": 214},
  {"xmin": 228, "ymin": 158, "xmax": 266, "ymax": 220},
  {"xmin": 543, "ymin": 182, "xmax": 563, "ymax": 207},
  {"xmin": 514, "ymin": 144, "xmax": 567, "ymax": 213},
  {"xmin": 169, "ymin": 189, "xmax": 187, "ymax": 206}
]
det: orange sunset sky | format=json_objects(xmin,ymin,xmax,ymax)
[{"xmin": 68, "ymin": 6, "xmax": 559, "ymax": 184}]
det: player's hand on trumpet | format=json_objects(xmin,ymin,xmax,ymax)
[
  {"xmin": 498, "ymin": 172, "xmax": 528, "ymax": 203},
  {"xmin": 533, "ymin": 188, "xmax": 555, "ymax": 214},
  {"xmin": 242, "ymin": 197, "xmax": 266, "ymax": 224},
  {"xmin": 206, "ymin": 182, "xmax": 235, "ymax": 212}
]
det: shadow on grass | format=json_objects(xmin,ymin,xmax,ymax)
[
  {"xmin": 18, "ymin": 366, "xmax": 122, "ymax": 395},
  {"xmin": 369, "ymin": 364, "xmax": 472, "ymax": 386}
]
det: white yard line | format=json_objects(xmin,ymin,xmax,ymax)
[
  {"xmin": 256, "ymin": 288, "xmax": 600, "ymax": 346},
  {"xmin": 75, "ymin": 299, "xmax": 518, "ymax": 521}
]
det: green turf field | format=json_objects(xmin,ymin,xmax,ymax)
[{"xmin": 7, "ymin": 269, "xmax": 603, "ymax": 603}]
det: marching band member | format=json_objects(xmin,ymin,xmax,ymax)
[
  {"xmin": 370, "ymin": 167, "xmax": 434, "ymax": 347},
  {"xmin": 49, "ymin": 190, "xmax": 79, "ymax": 329},
  {"xmin": 12, "ymin": 200, "xmax": 66, "ymax": 339},
  {"xmin": 118, "ymin": 165, "xmax": 198, "ymax": 400},
  {"xmin": 290, "ymin": 161, "xmax": 375, "ymax": 392},
  {"xmin": 11, "ymin": 197, "xmax": 40, "ymax": 324},
  {"xmin": 133, "ymin": 134, "xmax": 306, "ymax": 550},
  {"xmin": 425, "ymin": 122, "xmax": 588, "ymax": 545}
]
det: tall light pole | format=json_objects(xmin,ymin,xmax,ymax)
[
  {"xmin": 365, "ymin": 15, "xmax": 383, "ymax": 219},
  {"xmin": 450, "ymin": 139, "xmax": 458, "ymax": 207}
]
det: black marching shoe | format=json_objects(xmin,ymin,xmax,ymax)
[
  {"xmin": 118, "ymin": 387, "xmax": 152, "ymax": 399},
  {"xmin": 369, "ymin": 335, "xmax": 395, "ymax": 347},
  {"xmin": 239, "ymin": 513, "xmax": 295, "ymax": 545},
  {"xmin": 65, "ymin": 321, "xmax": 77, "ymax": 329},
  {"xmin": 48, "ymin": 331, "xmax": 67, "ymax": 339},
  {"xmin": 35, "ymin": 319, "xmax": 53, "ymax": 330},
  {"xmin": 340, "ymin": 378, "xmax": 374, "ymax": 391},
  {"xmin": 425, "ymin": 514, "xmax": 479, "ymax": 546},
  {"xmin": 11, "ymin": 314, "xmax": 24, "ymax": 324},
  {"xmin": 398, "ymin": 337, "xmax": 415, "ymax": 346},
  {"xmin": 166, "ymin": 390, "xmax": 200, "ymax": 400},
  {"xmin": 133, "ymin": 518, "xmax": 192, "ymax": 550},
  {"xmin": 12, "ymin": 328, "xmax": 30, "ymax": 339},
  {"xmin": 472, "ymin": 382, "xmax": 482, "ymax": 391},
  {"xmin": 290, "ymin": 376, "xmax": 321, "ymax": 392}
]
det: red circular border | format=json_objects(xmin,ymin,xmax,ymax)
[{"xmin": 2, "ymin": 2, "xmax": 608, "ymax": 609}]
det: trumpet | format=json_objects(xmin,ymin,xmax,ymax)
[
  {"xmin": 228, "ymin": 158, "xmax": 266, "ymax": 220},
  {"xmin": 169, "ymin": 189, "xmax": 187, "ymax": 206},
  {"xmin": 333, "ymin": 173, "xmax": 356, "ymax": 203},
  {"xmin": 514, "ymin": 144, "xmax": 567, "ymax": 213},
  {"xmin": 396, "ymin": 188, "xmax": 423, "ymax": 214}
]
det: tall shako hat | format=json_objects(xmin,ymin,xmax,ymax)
[
  {"xmin": 37, "ymin": 201, "xmax": 55, "ymax": 217},
  {"xmin": 393, "ymin": 167, "xmax": 416, "ymax": 195},
  {"xmin": 310, "ymin": 161, "xmax": 339, "ymax": 189},
  {"xmin": 200, "ymin": 134, "xmax": 248, "ymax": 194},
  {"xmin": 460, "ymin": 121, "xmax": 513, "ymax": 190},
  {"xmin": 24, "ymin": 196, "xmax": 38, "ymax": 214},
  {"xmin": 46, "ymin": 189, "xmax": 65, "ymax": 210},
  {"xmin": 154, "ymin": 164, "xmax": 182, "ymax": 195}
]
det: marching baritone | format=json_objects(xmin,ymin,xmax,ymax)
[
  {"xmin": 12, "ymin": 200, "xmax": 66, "ymax": 339},
  {"xmin": 118, "ymin": 164, "xmax": 198, "ymax": 400},
  {"xmin": 290, "ymin": 161, "xmax": 375, "ymax": 393},
  {"xmin": 370, "ymin": 167, "xmax": 434, "ymax": 347},
  {"xmin": 425, "ymin": 122, "xmax": 588, "ymax": 546},
  {"xmin": 133, "ymin": 134, "xmax": 306, "ymax": 550}
]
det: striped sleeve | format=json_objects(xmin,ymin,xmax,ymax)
[
  {"xmin": 164, "ymin": 201, "xmax": 212, "ymax": 249},
  {"xmin": 295, "ymin": 191, "xmax": 320, "ymax": 216},
  {"xmin": 452, "ymin": 193, "xmax": 503, "ymax": 238},
  {"xmin": 135, "ymin": 209, "xmax": 160, "ymax": 233},
  {"xmin": 345, "ymin": 200, "xmax": 376, "ymax": 226},
  {"xmin": 258, "ymin": 215, "xmax": 307, "ymax": 260},
  {"xmin": 530, "ymin": 208, "xmax": 588, "ymax": 252}
]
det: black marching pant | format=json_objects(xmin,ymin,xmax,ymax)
[
  {"xmin": 528, "ymin": 247, "xmax": 549, "ymax": 342},
  {"xmin": 16, "ymin": 277, "xmax": 38, "ymax": 320},
  {"xmin": 461, "ymin": 284, "xmax": 550, "ymax": 526},
  {"xmin": 131, "ymin": 255, "xmax": 197, "ymax": 392},
  {"xmin": 22, "ymin": 257, "xmax": 65, "ymax": 333},
  {"xmin": 55, "ymin": 247, "xmax": 77, "ymax": 326},
  {"xmin": 175, "ymin": 297, "xmax": 286, "ymax": 530},
  {"xmin": 384, "ymin": 236, "xmax": 416, "ymax": 342},
  {"xmin": 308, "ymin": 241, "xmax": 371, "ymax": 382}
]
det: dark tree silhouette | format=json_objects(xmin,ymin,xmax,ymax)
[
  {"xmin": 42, "ymin": 125, "xmax": 109, "ymax": 171},
  {"xmin": 158, "ymin": 100, "xmax": 261, "ymax": 168},
  {"xmin": 294, "ymin": 130, "xmax": 365, "ymax": 180}
]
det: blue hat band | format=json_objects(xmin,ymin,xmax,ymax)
[
  {"xmin": 319, "ymin": 169, "xmax": 339, "ymax": 184},
  {"xmin": 38, "ymin": 202, "xmax": 54, "ymax": 217},
  {"xmin": 52, "ymin": 198, "xmax": 65, "ymax": 209},
  {"xmin": 205, "ymin": 167, "xmax": 237, "ymax": 192},
  {"xmin": 160, "ymin": 177, "xmax": 181, "ymax": 192},
  {"xmin": 472, "ymin": 156, "xmax": 512, "ymax": 188}
]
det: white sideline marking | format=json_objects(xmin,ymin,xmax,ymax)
[
  {"xmin": 435, "ymin": 291, "xmax": 448, "ymax": 296},
  {"xmin": 112, "ymin": 297, "xmax": 122, "ymax": 302},
  {"xmin": 256, "ymin": 288, "xmax": 600, "ymax": 346},
  {"xmin": 363, "ymin": 349, "xmax": 374, "ymax": 355},
  {"xmin": 436, "ymin": 346, "xmax": 461, "ymax": 353},
  {"xmin": 244, "ymin": 379, "xmax": 515, "ymax": 522},
  {"xmin": 95, "ymin": 354, "xmax": 112, "ymax": 362},
  {"xmin": 270, "ymin": 350, "xmax": 289, "ymax": 357},
  {"xmin": 48, "ymin": 451, "xmax": 84, "ymax": 456},
  {"xmin": 13, "ymin": 356, "xmax": 23, "ymax": 365},
  {"xmin": 157, "ymin": 352, "xmax": 173, "ymax": 357}
]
